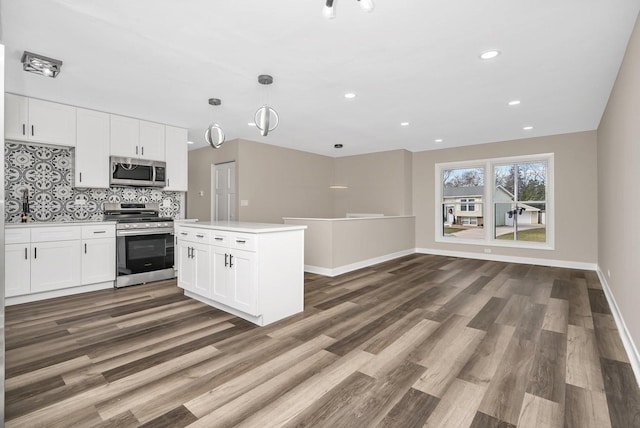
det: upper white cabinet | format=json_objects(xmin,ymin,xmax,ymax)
[
  {"xmin": 76, "ymin": 108, "xmax": 110, "ymax": 188},
  {"xmin": 165, "ymin": 125, "xmax": 188, "ymax": 191},
  {"xmin": 110, "ymin": 114, "xmax": 165, "ymax": 161},
  {"xmin": 5, "ymin": 94, "xmax": 76, "ymax": 147}
]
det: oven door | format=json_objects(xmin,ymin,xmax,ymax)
[{"xmin": 115, "ymin": 229, "xmax": 175, "ymax": 287}]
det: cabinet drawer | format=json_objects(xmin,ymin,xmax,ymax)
[
  {"xmin": 231, "ymin": 233, "xmax": 257, "ymax": 252},
  {"xmin": 82, "ymin": 225, "xmax": 115, "ymax": 239},
  {"xmin": 5, "ymin": 228, "xmax": 30, "ymax": 244},
  {"xmin": 211, "ymin": 232, "xmax": 231, "ymax": 246},
  {"xmin": 31, "ymin": 226, "xmax": 82, "ymax": 242},
  {"xmin": 176, "ymin": 227, "xmax": 210, "ymax": 243}
]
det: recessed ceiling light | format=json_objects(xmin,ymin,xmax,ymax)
[
  {"xmin": 187, "ymin": 141, "xmax": 194, "ymax": 145},
  {"xmin": 344, "ymin": 93, "xmax": 357, "ymax": 99},
  {"xmin": 248, "ymin": 122, "xmax": 256, "ymax": 127},
  {"xmin": 334, "ymin": 143, "xmax": 343, "ymax": 148},
  {"xmin": 400, "ymin": 122, "xmax": 410, "ymax": 126},
  {"xmin": 434, "ymin": 139, "xmax": 443, "ymax": 143},
  {"xmin": 508, "ymin": 100, "xmax": 521, "ymax": 106},
  {"xmin": 480, "ymin": 50, "xmax": 501, "ymax": 60},
  {"xmin": 523, "ymin": 126, "xmax": 534, "ymax": 130}
]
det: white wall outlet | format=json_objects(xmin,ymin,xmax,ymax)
[
  {"xmin": 241, "ymin": 200, "xmax": 249, "ymax": 207},
  {"xmin": 199, "ymin": 191, "xmax": 204, "ymax": 197},
  {"xmin": 484, "ymin": 248, "xmax": 492, "ymax": 253}
]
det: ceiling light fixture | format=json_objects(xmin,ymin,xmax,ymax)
[
  {"xmin": 344, "ymin": 92, "xmax": 357, "ymax": 99},
  {"xmin": 21, "ymin": 51, "xmax": 63, "ymax": 78},
  {"xmin": 400, "ymin": 122, "xmax": 410, "ymax": 126},
  {"xmin": 434, "ymin": 139, "xmax": 443, "ymax": 143},
  {"xmin": 523, "ymin": 126, "xmax": 534, "ymax": 130},
  {"xmin": 248, "ymin": 122, "xmax": 256, "ymax": 127},
  {"xmin": 508, "ymin": 100, "xmax": 521, "ymax": 106},
  {"xmin": 204, "ymin": 98, "xmax": 226, "ymax": 149},
  {"xmin": 479, "ymin": 50, "xmax": 501, "ymax": 60},
  {"xmin": 254, "ymin": 74, "xmax": 279, "ymax": 137},
  {"xmin": 323, "ymin": 0, "xmax": 374, "ymax": 19},
  {"xmin": 187, "ymin": 141, "xmax": 194, "ymax": 145}
]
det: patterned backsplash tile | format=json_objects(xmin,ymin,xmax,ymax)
[{"xmin": 4, "ymin": 142, "xmax": 184, "ymax": 223}]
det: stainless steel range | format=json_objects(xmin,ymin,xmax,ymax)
[{"xmin": 104, "ymin": 203, "xmax": 175, "ymax": 288}]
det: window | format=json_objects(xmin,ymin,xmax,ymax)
[{"xmin": 436, "ymin": 154, "xmax": 553, "ymax": 249}]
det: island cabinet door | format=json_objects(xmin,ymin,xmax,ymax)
[
  {"xmin": 191, "ymin": 243, "xmax": 211, "ymax": 298},
  {"xmin": 176, "ymin": 240, "xmax": 195, "ymax": 292},
  {"xmin": 228, "ymin": 250, "xmax": 259, "ymax": 316},
  {"xmin": 211, "ymin": 246, "xmax": 231, "ymax": 305}
]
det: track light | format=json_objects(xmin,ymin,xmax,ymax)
[{"xmin": 323, "ymin": 0, "xmax": 374, "ymax": 19}]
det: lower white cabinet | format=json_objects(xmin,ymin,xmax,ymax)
[
  {"xmin": 31, "ymin": 240, "xmax": 82, "ymax": 293},
  {"xmin": 177, "ymin": 240, "xmax": 210, "ymax": 297},
  {"xmin": 176, "ymin": 223, "xmax": 305, "ymax": 326},
  {"xmin": 5, "ymin": 243, "xmax": 31, "ymax": 297},
  {"xmin": 4, "ymin": 224, "xmax": 116, "ymax": 299}
]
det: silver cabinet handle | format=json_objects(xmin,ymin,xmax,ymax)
[
  {"xmin": 24, "ymin": 247, "xmax": 27, "ymax": 260},
  {"xmin": 196, "ymin": 234, "xmax": 204, "ymax": 238},
  {"xmin": 136, "ymin": 146, "xmax": 139, "ymax": 155},
  {"xmin": 229, "ymin": 254, "xmax": 234, "ymax": 268},
  {"xmin": 79, "ymin": 172, "xmax": 82, "ymax": 183},
  {"xmin": 224, "ymin": 253, "xmax": 228, "ymax": 267},
  {"xmin": 236, "ymin": 239, "xmax": 246, "ymax": 244},
  {"xmin": 93, "ymin": 230, "xmax": 106, "ymax": 234},
  {"xmin": 214, "ymin": 237, "xmax": 223, "ymax": 241},
  {"xmin": 31, "ymin": 125, "xmax": 34, "ymax": 136},
  {"xmin": 22, "ymin": 124, "xmax": 26, "ymax": 135},
  {"xmin": 180, "ymin": 232, "xmax": 188, "ymax": 236},
  {"xmin": 84, "ymin": 243, "xmax": 87, "ymax": 254},
  {"xmin": 34, "ymin": 247, "xmax": 37, "ymax": 259},
  {"xmin": 141, "ymin": 146, "xmax": 144, "ymax": 156}
]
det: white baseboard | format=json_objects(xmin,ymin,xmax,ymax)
[
  {"xmin": 5, "ymin": 281, "xmax": 114, "ymax": 306},
  {"xmin": 415, "ymin": 247, "xmax": 598, "ymax": 271},
  {"xmin": 305, "ymin": 249, "xmax": 415, "ymax": 277},
  {"xmin": 596, "ymin": 267, "xmax": 640, "ymax": 388}
]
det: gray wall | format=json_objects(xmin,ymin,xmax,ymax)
[
  {"xmin": 412, "ymin": 131, "xmax": 598, "ymax": 264},
  {"xmin": 597, "ymin": 13, "xmax": 640, "ymax": 352}
]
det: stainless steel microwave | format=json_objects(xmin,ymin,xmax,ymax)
[{"xmin": 110, "ymin": 156, "xmax": 166, "ymax": 188}]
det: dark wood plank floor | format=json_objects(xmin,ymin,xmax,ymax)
[{"xmin": 4, "ymin": 254, "xmax": 640, "ymax": 427}]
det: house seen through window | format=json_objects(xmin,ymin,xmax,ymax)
[{"xmin": 437, "ymin": 154, "xmax": 553, "ymax": 249}]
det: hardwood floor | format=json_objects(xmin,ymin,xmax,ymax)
[{"xmin": 4, "ymin": 254, "xmax": 640, "ymax": 427}]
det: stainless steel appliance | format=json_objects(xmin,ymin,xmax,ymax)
[
  {"xmin": 110, "ymin": 156, "xmax": 166, "ymax": 187},
  {"xmin": 104, "ymin": 203, "xmax": 175, "ymax": 288}
]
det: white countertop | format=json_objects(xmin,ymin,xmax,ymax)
[
  {"xmin": 282, "ymin": 215, "xmax": 415, "ymax": 222},
  {"xmin": 6, "ymin": 221, "xmax": 117, "ymax": 228},
  {"xmin": 176, "ymin": 221, "xmax": 307, "ymax": 233}
]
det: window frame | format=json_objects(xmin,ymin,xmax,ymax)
[{"xmin": 435, "ymin": 153, "xmax": 554, "ymax": 250}]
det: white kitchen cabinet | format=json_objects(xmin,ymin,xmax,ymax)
[
  {"xmin": 81, "ymin": 224, "xmax": 116, "ymax": 285},
  {"xmin": 177, "ymin": 239, "xmax": 210, "ymax": 297},
  {"xmin": 30, "ymin": 240, "xmax": 82, "ymax": 293},
  {"xmin": 4, "ymin": 94, "xmax": 76, "ymax": 147},
  {"xmin": 4, "ymin": 223, "xmax": 116, "ymax": 301},
  {"xmin": 110, "ymin": 114, "xmax": 165, "ymax": 161},
  {"xmin": 75, "ymin": 108, "xmax": 110, "ymax": 188},
  {"xmin": 5, "ymin": 243, "xmax": 31, "ymax": 297},
  {"xmin": 110, "ymin": 114, "xmax": 139, "ymax": 158},
  {"xmin": 139, "ymin": 120, "xmax": 165, "ymax": 161},
  {"xmin": 164, "ymin": 125, "xmax": 188, "ymax": 191},
  {"xmin": 176, "ymin": 222, "xmax": 305, "ymax": 326}
]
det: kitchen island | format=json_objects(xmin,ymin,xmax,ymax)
[{"xmin": 175, "ymin": 221, "xmax": 307, "ymax": 326}]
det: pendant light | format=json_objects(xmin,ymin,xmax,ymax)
[
  {"xmin": 204, "ymin": 98, "xmax": 226, "ymax": 149},
  {"xmin": 254, "ymin": 74, "xmax": 279, "ymax": 137},
  {"xmin": 323, "ymin": 0, "xmax": 374, "ymax": 19}
]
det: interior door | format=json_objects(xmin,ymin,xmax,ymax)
[{"xmin": 212, "ymin": 161, "xmax": 237, "ymax": 221}]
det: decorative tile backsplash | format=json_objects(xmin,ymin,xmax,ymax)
[{"xmin": 4, "ymin": 142, "xmax": 184, "ymax": 223}]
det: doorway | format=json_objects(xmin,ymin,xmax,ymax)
[{"xmin": 211, "ymin": 161, "xmax": 237, "ymax": 222}]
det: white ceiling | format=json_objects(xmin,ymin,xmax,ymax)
[{"xmin": 2, "ymin": 0, "xmax": 639, "ymax": 157}]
